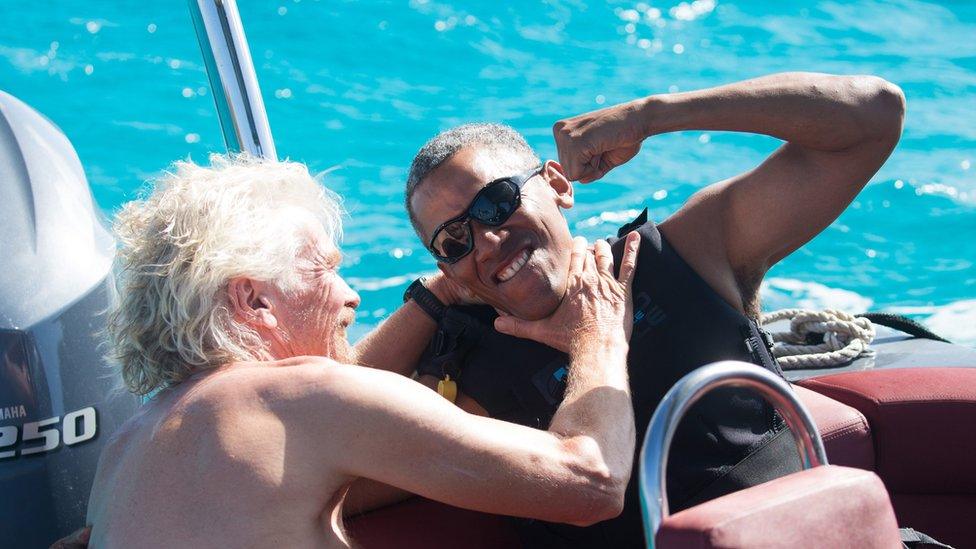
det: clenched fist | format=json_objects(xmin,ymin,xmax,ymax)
[{"xmin": 552, "ymin": 98, "xmax": 650, "ymax": 183}]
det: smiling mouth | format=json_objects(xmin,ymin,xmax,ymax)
[{"xmin": 495, "ymin": 248, "xmax": 532, "ymax": 284}]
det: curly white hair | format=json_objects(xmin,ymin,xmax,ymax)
[{"xmin": 108, "ymin": 154, "xmax": 342, "ymax": 395}]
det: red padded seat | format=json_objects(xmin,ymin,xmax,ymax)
[
  {"xmin": 655, "ymin": 465, "xmax": 901, "ymax": 548},
  {"xmin": 794, "ymin": 385, "xmax": 874, "ymax": 471},
  {"xmin": 344, "ymin": 497, "xmax": 522, "ymax": 549},
  {"xmin": 799, "ymin": 367, "xmax": 976, "ymax": 493},
  {"xmin": 799, "ymin": 367, "xmax": 976, "ymax": 548}
]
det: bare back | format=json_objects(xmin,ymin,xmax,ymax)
[{"xmin": 86, "ymin": 361, "xmax": 353, "ymax": 548}]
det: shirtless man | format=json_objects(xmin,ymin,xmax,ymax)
[
  {"xmin": 83, "ymin": 155, "xmax": 642, "ymax": 547},
  {"xmin": 406, "ymin": 72, "xmax": 904, "ymax": 546}
]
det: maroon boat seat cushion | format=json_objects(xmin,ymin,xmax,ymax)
[
  {"xmin": 799, "ymin": 367, "xmax": 976, "ymax": 548},
  {"xmin": 344, "ymin": 497, "xmax": 522, "ymax": 549},
  {"xmin": 794, "ymin": 385, "xmax": 874, "ymax": 471},
  {"xmin": 799, "ymin": 367, "xmax": 976, "ymax": 494},
  {"xmin": 656, "ymin": 465, "xmax": 901, "ymax": 549}
]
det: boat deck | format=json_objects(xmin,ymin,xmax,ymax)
[{"xmin": 769, "ymin": 321, "xmax": 976, "ymax": 382}]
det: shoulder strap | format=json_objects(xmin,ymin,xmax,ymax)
[
  {"xmin": 899, "ymin": 527, "xmax": 956, "ymax": 548},
  {"xmin": 415, "ymin": 306, "xmax": 490, "ymax": 380},
  {"xmin": 616, "ymin": 207, "xmax": 649, "ymax": 238}
]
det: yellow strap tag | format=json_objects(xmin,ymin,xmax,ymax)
[{"xmin": 437, "ymin": 375, "xmax": 458, "ymax": 403}]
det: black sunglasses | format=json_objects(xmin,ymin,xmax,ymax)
[{"xmin": 428, "ymin": 165, "xmax": 543, "ymax": 263}]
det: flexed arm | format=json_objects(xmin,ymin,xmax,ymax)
[{"xmin": 553, "ymin": 72, "xmax": 905, "ymax": 307}]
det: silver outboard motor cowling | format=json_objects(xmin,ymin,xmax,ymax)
[{"xmin": 0, "ymin": 90, "xmax": 139, "ymax": 547}]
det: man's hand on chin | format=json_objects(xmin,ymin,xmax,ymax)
[{"xmin": 494, "ymin": 233, "xmax": 641, "ymax": 353}]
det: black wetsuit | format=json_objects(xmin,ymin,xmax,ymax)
[{"xmin": 417, "ymin": 210, "xmax": 800, "ymax": 547}]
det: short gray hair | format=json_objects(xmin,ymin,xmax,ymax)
[
  {"xmin": 405, "ymin": 123, "xmax": 540, "ymax": 231},
  {"xmin": 108, "ymin": 154, "xmax": 342, "ymax": 395}
]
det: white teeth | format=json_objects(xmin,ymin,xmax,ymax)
[{"xmin": 497, "ymin": 249, "xmax": 531, "ymax": 283}]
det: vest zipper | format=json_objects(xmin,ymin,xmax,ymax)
[{"xmin": 742, "ymin": 320, "xmax": 783, "ymax": 378}]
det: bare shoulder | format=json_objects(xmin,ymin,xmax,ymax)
[
  {"xmin": 253, "ymin": 357, "xmax": 413, "ymax": 401},
  {"xmin": 183, "ymin": 357, "xmax": 352, "ymax": 401},
  {"xmin": 659, "ymin": 181, "xmax": 750, "ymax": 313},
  {"xmin": 195, "ymin": 358, "xmax": 430, "ymax": 422}
]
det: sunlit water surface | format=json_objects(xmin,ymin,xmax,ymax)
[{"xmin": 2, "ymin": 0, "xmax": 974, "ymax": 344}]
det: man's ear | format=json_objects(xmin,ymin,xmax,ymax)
[
  {"xmin": 227, "ymin": 277, "xmax": 278, "ymax": 330},
  {"xmin": 543, "ymin": 160, "xmax": 574, "ymax": 209}
]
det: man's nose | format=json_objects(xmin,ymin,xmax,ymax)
[
  {"xmin": 472, "ymin": 224, "xmax": 505, "ymax": 261},
  {"xmin": 339, "ymin": 276, "xmax": 361, "ymax": 309}
]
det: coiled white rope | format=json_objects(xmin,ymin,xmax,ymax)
[{"xmin": 760, "ymin": 308, "xmax": 876, "ymax": 369}]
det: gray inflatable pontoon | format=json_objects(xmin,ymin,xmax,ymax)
[{"xmin": 0, "ymin": 90, "xmax": 140, "ymax": 547}]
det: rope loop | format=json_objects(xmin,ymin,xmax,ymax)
[{"xmin": 760, "ymin": 308, "xmax": 876, "ymax": 370}]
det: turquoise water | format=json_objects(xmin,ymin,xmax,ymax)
[{"xmin": 2, "ymin": 1, "xmax": 974, "ymax": 344}]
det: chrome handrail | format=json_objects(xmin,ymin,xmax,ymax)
[
  {"xmin": 188, "ymin": 0, "xmax": 276, "ymax": 160},
  {"xmin": 639, "ymin": 361, "xmax": 828, "ymax": 548}
]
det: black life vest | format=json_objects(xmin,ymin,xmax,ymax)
[{"xmin": 417, "ymin": 209, "xmax": 799, "ymax": 547}]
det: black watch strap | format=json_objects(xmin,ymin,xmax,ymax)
[{"xmin": 403, "ymin": 277, "xmax": 446, "ymax": 322}]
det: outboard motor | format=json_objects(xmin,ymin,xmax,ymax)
[{"xmin": 0, "ymin": 90, "xmax": 140, "ymax": 547}]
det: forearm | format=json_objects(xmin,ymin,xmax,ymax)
[
  {"xmin": 548, "ymin": 336, "xmax": 634, "ymax": 482},
  {"xmin": 353, "ymin": 276, "xmax": 454, "ymax": 376},
  {"xmin": 638, "ymin": 72, "xmax": 904, "ymax": 151},
  {"xmin": 560, "ymin": 337, "xmax": 631, "ymax": 404},
  {"xmin": 329, "ymin": 364, "xmax": 632, "ymax": 526}
]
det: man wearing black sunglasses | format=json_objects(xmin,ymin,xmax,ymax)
[
  {"xmin": 426, "ymin": 165, "xmax": 542, "ymax": 265},
  {"xmin": 403, "ymin": 72, "xmax": 905, "ymax": 547}
]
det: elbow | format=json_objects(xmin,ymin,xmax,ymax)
[
  {"xmin": 554, "ymin": 437, "xmax": 630, "ymax": 527},
  {"xmin": 566, "ymin": 490, "xmax": 626, "ymax": 527},
  {"xmin": 848, "ymin": 75, "xmax": 906, "ymax": 145},
  {"xmin": 557, "ymin": 485, "xmax": 627, "ymax": 528}
]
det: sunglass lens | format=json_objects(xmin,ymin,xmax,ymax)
[
  {"xmin": 441, "ymin": 238, "xmax": 470, "ymax": 259},
  {"xmin": 433, "ymin": 220, "xmax": 471, "ymax": 260},
  {"xmin": 471, "ymin": 181, "xmax": 518, "ymax": 225}
]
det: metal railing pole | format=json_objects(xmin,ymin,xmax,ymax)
[
  {"xmin": 188, "ymin": 0, "xmax": 277, "ymax": 160},
  {"xmin": 639, "ymin": 361, "xmax": 828, "ymax": 548}
]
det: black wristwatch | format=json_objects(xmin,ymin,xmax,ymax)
[{"xmin": 403, "ymin": 277, "xmax": 446, "ymax": 322}]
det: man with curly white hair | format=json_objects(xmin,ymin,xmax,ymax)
[{"xmin": 82, "ymin": 154, "xmax": 643, "ymax": 548}]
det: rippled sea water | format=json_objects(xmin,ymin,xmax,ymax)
[{"xmin": 2, "ymin": 0, "xmax": 974, "ymax": 344}]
